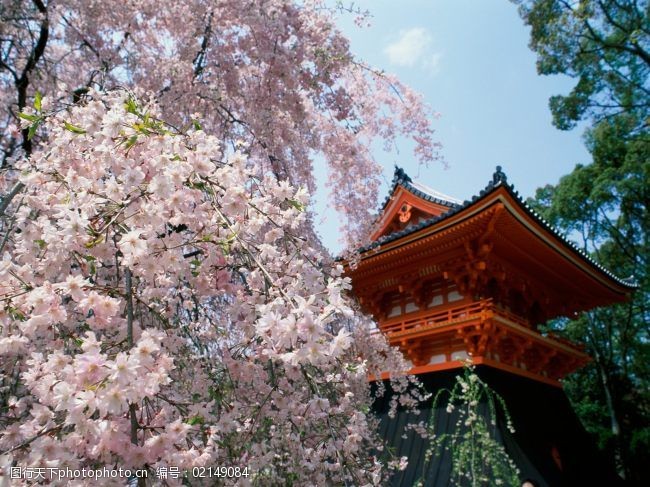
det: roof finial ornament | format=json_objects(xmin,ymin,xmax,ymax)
[
  {"xmin": 394, "ymin": 165, "xmax": 412, "ymax": 184},
  {"xmin": 492, "ymin": 165, "xmax": 507, "ymax": 185}
]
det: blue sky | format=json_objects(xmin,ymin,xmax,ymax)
[{"xmin": 313, "ymin": 0, "xmax": 591, "ymax": 252}]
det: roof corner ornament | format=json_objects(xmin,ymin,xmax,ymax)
[
  {"xmin": 394, "ymin": 165, "xmax": 412, "ymax": 184},
  {"xmin": 492, "ymin": 165, "xmax": 507, "ymax": 185}
]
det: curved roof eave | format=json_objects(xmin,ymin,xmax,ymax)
[
  {"xmin": 378, "ymin": 166, "xmax": 462, "ymax": 212},
  {"xmin": 356, "ymin": 166, "xmax": 639, "ymax": 291}
]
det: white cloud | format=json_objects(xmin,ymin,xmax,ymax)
[{"xmin": 384, "ymin": 28, "xmax": 437, "ymax": 69}]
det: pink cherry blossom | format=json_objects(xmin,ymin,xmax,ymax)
[{"xmin": 0, "ymin": 0, "xmax": 437, "ymax": 480}]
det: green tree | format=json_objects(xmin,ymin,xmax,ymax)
[
  {"xmin": 514, "ymin": 0, "xmax": 649, "ymax": 483},
  {"xmin": 514, "ymin": 0, "xmax": 649, "ymax": 131}
]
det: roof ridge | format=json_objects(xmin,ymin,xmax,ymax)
[{"xmin": 380, "ymin": 166, "xmax": 460, "ymax": 211}]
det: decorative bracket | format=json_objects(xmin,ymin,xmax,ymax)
[{"xmin": 398, "ymin": 203, "xmax": 413, "ymax": 223}]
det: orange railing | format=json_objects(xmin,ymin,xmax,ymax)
[
  {"xmin": 380, "ymin": 299, "xmax": 492, "ymax": 335},
  {"xmin": 378, "ymin": 298, "xmax": 531, "ymax": 336}
]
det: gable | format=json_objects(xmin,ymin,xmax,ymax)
[{"xmin": 370, "ymin": 185, "xmax": 453, "ymax": 241}]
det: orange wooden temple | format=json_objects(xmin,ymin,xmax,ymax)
[{"xmin": 345, "ymin": 166, "xmax": 636, "ymax": 386}]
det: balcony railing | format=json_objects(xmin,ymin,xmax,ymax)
[{"xmin": 379, "ymin": 298, "xmax": 531, "ymax": 336}]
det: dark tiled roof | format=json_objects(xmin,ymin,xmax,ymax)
[
  {"xmin": 378, "ymin": 166, "xmax": 461, "ymax": 212},
  {"xmin": 358, "ymin": 166, "xmax": 638, "ymax": 290}
]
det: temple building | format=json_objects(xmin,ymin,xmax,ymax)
[{"xmin": 344, "ymin": 167, "xmax": 637, "ymax": 486}]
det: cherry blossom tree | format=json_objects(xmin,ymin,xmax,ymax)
[
  {"xmin": 1, "ymin": 0, "xmax": 442, "ymax": 246},
  {"xmin": 0, "ymin": 1, "xmax": 441, "ymax": 484},
  {"xmin": 0, "ymin": 90, "xmax": 423, "ymax": 485}
]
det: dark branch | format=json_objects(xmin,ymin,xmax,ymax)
[{"xmin": 16, "ymin": 0, "xmax": 49, "ymax": 156}]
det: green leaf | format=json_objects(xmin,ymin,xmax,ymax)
[
  {"xmin": 8, "ymin": 307, "xmax": 26, "ymax": 321},
  {"xmin": 217, "ymin": 233, "xmax": 237, "ymax": 255},
  {"xmin": 132, "ymin": 122, "xmax": 152, "ymax": 135},
  {"xmin": 124, "ymin": 135, "xmax": 138, "ymax": 150},
  {"xmin": 27, "ymin": 122, "xmax": 40, "ymax": 140},
  {"xmin": 125, "ymin": 97, "xmax": 139, "ymax": 115},
  {"xmin": 18, "ymin": 112, "xmax": 39, "ymax": 122},
  {"xmin": 34, "ymin": 91, "xmax": 42, "ymax": 111},
  {"xmin": 192, "ymin": 119, "xmax": 202, "ymax": 131},
  {"xmin": 287, "ymin": 198, "xmax": 305, "ymax": 212},
  {"xmin": 84, "ymin": 235, "xmax": 104, "ymax": 248},
  {"xmin": 186, "ymin": 181, "xmax": 206, "ymax": 190},
  {"xmin": 217, "ymin": 240, "xmax": 231, "ymax": 255},
  {"xmin": 64, "ymin": 122, "xmax": 87, "ymax": 134},
  {"xmin": 185, "ymin": 415, "xmax": 204, "ymax": 426},
  {"xmin": 34, "ymin": 239, "xmax": 46, "ymax": 249},
  {"xmin": 345, "ymin": 363, "xmax": 358, "ymax": 372}
]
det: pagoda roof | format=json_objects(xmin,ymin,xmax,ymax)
[
  {"xmin": 378, "ymin": 166, "xmax": 463, "ymax": 211},
  {"xmin": 358, "ymin": 166, "xmax": 638, "ymax": 293},
  {"xmin": 369, "ymin": 167, "xmax": 462, "ymax": 241}
]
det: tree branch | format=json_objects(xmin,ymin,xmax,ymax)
[
  {"xmin": 193, "ymin": 11, "xmax": 213, "ymax": 78},
  {"xmin": 0, "ymin": 181, "xmax": 25, "ymax": 216},
  {"xmin": 15, "ymin": 0, "xmax": 49, "ymax": 155}
]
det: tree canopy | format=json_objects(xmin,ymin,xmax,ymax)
[
  {"xmin": 1, "ymin": 0, "xmax": 442, "ymax": 247},
  {"xmin": 0, "ymin": 1, "xmax": 440, "ymax": 484},
  {"xmin": 515, "ymin": 0, "xmax": 649, "ymax": 131},
  {"xmin": 515, "ymin": 0, "xmax": 649, "ymax": 482},
  {"xmin": 0, "ymin": 89, "xmax": 422, "ymax": 485}
]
